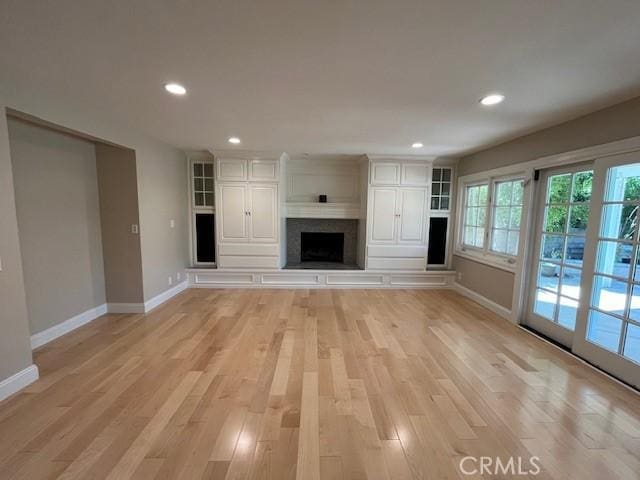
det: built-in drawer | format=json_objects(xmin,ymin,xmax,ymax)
[
  {"xmin": 218, "ymin": 255, "xmax": 280, "ymax": 269},
  {"xmin": 367, "ymin": 257, "xmax": 426, "ymax": 270},
  {"xmin": 218, "ymin": 243, "xmax": 279, "ymax": 256}
]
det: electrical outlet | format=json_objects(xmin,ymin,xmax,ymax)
[
  {"xmin": 169, "ymin": 219, "xmax": 175, "ymax": 228},
  {"xmin": 131, "ymin": 224, "xmax": 139, "ymax": 234},
  {"xmin": 168, "ymin": 275, "xmax": 173, "ymax": 286}
]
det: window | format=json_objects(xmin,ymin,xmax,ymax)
[
  {"xmin": 193, "ymin": 162, "xmax": 214, "ymax": 207},
  {"xmin": 462, "ymin": 184, "xmax": 488, "ymax": 248},
  {"xmin": 431, "ymin": 167, "xmax": 452, "ymax": 210},
  {"xmin": 490, "ymin": 179, "xmax": 524, "ymax": 256}
]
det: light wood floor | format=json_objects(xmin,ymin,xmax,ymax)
[{"xmin": 1, "ymin": 289, "xmax": 639, "ymax": 479}]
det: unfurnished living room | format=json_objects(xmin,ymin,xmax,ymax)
[{"xmin": 1, "ymin": 1, "xmax": 640, "ymax": 479}]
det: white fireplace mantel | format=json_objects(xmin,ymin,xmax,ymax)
[{"xmin": 285, "ymin": 202, "xmax": 360, "ymax": 219}]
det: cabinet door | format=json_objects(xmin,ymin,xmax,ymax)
[
  {"xmin": 369, "ymin": 187, "xmax": 398, "ymax": 243},
  {"xmin": 398, "ymin": 188, "xmax": 427, "ymax": 244},
  {"xmin": 248, "ymin": 184, "xmax": 278, "ymax": 243},
  {"xmin": 216, "ymin": 159, "xmax": 247, "ymax": 181},
  {"xmin": 249, "ymin": 159, "xmax": 279, "ymax": 182},
  {"xmin": 218, "ymin": 184, "xmax": 248, "ymax": 242},
  {"xmin": 401, "ymin": 163, "xmax": 430, "ymax": 186},
  {"xmin": 371, "ymin": 163, "xmax": 401, "ymax": 185}
]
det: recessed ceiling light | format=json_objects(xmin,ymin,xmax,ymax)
[
  {"xmin": 480, "ymin": 93, "xmax": 505, "ymax": 106},
  {"xmin": 228, "ymin": 137, "xmax": 241, "ymax": 144},
  {"xmin": 412, "ymin": 142, "xmax": 424, "ymax": 148},
  {"xmin": 164, "ymin": 83, "xmax": 187, "ymax": 95}
]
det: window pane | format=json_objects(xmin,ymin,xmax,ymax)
[
  {"xmin": 194, "ymin": 178, "xmax": 203, "ymax": 191},
  {"xmin": 558, "ymin": 297, "xmax": 578, "ymax": 330},
  {"xmin": 431, "ymin": 197, "xmax": 439, "ymax": 209},
  {"xmin": 440, "ymin": 197, "xmax": 449, "ymax": 210},
  {"xmin": 477, "ymin": 207, "xmax": 486, "ymax": 226},
  {"xmin": 571, "ymin": 171, "xmax": 593, "ymax": 203},
  {"xmin": 465, "ymin": 207, "xmax": 477, "ymax": 226},
  {"xmin": 591, "ymin": 275, "xmax": 627, "ymax": 316},
  {"xmin": 194, "ymin": 192, "xmax": 204, "ymax": 206},
  {"xmin": 467, "ymin": 186, "xmax": 478, "ymax": 205},
  {"xmin": 534, "ymin": 289, "xmax": 556, "ymax": 320},
  {"xmin": 442, "ymin": 168, "xmax": 451, "ymax": 181},
  {"xmin": 596, "ymin": 240, "xmax": 631, "ymax": 279},
  {"xmin": 548, "ymin": 174, "xmax": 571, "ymax": 204},
  {"xmin": 506, "ymin": 231, "xmax": 519, "ymax": 255},
  {"xmin": 495, "ymin": 182, "xmax": 513, "ymax": 206},
  {"xmin": 432, "ymin": 183, "xmax": 441, "ymax": 195},
  {"xmin": 205, "ymin": 178, "xmax": 214, "ymax": 191},
  {"xmin": 474, "ymin": 228, "xmax": 485, "ymax": 247},
  {"xmin": 494, "ymin": 207, "xmax": 510, "ymax": 228},
  {"xmin": 491, "ymin": 229, "xmax": 507, "ymax": 253},
  {"xmin": 204, "ymin": 193, "xmax": 214, "ymax": 206},
  {"xmin": 510, "ymin": 207, "xmax": 522, "ymax": 229},
  {"xmin": 478, "ymin": 185, "xmax": 488, "ymax": 205},
  {"xmin": 512, "ymin": 181, "xmax": 524, "ymax": 205},
  {"xmin": 559, "ymin": 266, "xmax": 582, "ymax": 299},
  {"xmin": 441, "ymin": 183, "xmax": 450, "ymax": 195},
  {"xmin": 600, "ymin": 205, "xmax": 636, "ymax": 240},
  {"xmin": 193, "ymin": 163, "xmax": 203, "ymax": 176},
  {"xmin": 544, "ymin": 206, "xmax": 568, "ymax": 233},
  {"xmin": 568, "ymin": 205, "xmax": 589, "ymax": 235},
  {"xmin": 432, "ymin": 168, "xmax": 441, "ymax": 181},
  {"xmin": 566, "ymin": 236, "xmax": 585, "ymax": 267},
  {"xmin": 204, "ymin": 163, "xmax": 213, "ymax": 177},
  {"xmin": 623, "ymin": 323, "xmax": 640, "ymax": 364},
  {"xmin": 464, "ymin": 227, "xmax": 475, "ymax": 245},
  {"xmin": 628, "ymin": 285, "xmax": 640, "ymax": 323},
  {"xmin": 541, "ymin": 234, "xmax": 565, "ymax": 262},
  {"xmin": 587, "ymin": 310, "xmax": 622, "ymax": 353},
  {"xmin": 538, "ymin": 261, "xmax": 560, "ymax": 292}
]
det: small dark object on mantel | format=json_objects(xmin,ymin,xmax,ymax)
[{"xmin": 319, "ymin": 195, "xmax": 327, "ymax": 203}]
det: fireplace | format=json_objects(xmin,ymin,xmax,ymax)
[{"xmin": 301, "ymin": 232, "xmax": 344, "ymax": 263}]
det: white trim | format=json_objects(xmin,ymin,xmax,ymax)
[
  {"xmin": 30, "ymin": 304, "xmax": 108, "ymax": 349},
  {"xmin": 453, "ymin": 281, "xmax": 513, "ymax": 322},
  {"xmin": 188, "ymin": 268, "xmax": 455, "ymax": 289},
  {"xmin": 107, "ymin": 303, "xmax": 145, "ymax": 314},
  {"xmin": 285, "ymin": 202, "xmax": 360, "ymax": 219},
  {"xmin": 0, "ymin": 364, "xmax": 39, "ymax": 402},
  {"xmin": 144, "ymin": 280, "xmax": 189, "ymax": 312}
]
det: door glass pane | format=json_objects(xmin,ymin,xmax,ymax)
[
  {"xmin": 548, "ymin": 174, "xmax": 571, "ymax": 203},
  {"xmin": 572, "ymin": 171, "xmax": 593, "ymax": 202},
  {"xmin": 568, "ymin": 205, "xmax": 589, "ymax": 235},
  {"xmin": 628, "ymin": 285, "xmax": 640, "ymax": 322},
  {"xmin": 558, "ymin": 297, "xmax": 578, "ymax": 329},
  {"xmin": 591, "ymin": 275, "xmax": 628, "ymax": 316},
  {"xmin": 544, "ymin": 206, "xmax": 568, "ymax": 232},
  {"xmin": 538, "ymin": 262, "xmax": 560, "ymax": 292},
  {"xmin": 560, "ymin": 267, "xmax": 582, "ymax": 299},
  {"xmin": 596, "ymin": 240, "xmax": 631, "ymax": 279},
  {"xmin": 566, "ymin": 236, "xmax": 585, "ymax": 267},
  {"xmin": 623, "ymin": 323, "xmax": 640, "ymax": 363},
  {"xmin": 541, "ymin": 235, "xmax": 565, "ymax": 261},
  {"xmin": 587, "ymin": 310, "xmax": 623, "ymax": 353},
  {"xmin": 534, "ymin": 289, "xmax": 557, "ymax": 320},
  {"xmin": 600, "ymin": 205, "xmax": 636, "ymax": 239}
]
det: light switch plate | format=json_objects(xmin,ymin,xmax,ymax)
[
  {"xmin": 131, "ymin": 224, "xmax": 139, "ymax": 234},
  {"xmin": 170, "ymin": 219, "xmax": 175, "ymax": 228}
]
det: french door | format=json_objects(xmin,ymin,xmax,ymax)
[
  {"xmin": 526, "ymin": 164, "xmax": 593, "ymax": 347},
  {"xmin": 526, "ymin": 154, "xmax": 640, "ymax": 389}
]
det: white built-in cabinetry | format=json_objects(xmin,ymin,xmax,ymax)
[
  {"xmin": 215, "ymin": 157, "xmax": 281, "ymax": 268},
  {"xmin": 366, "ymin": 159, "xmax": 431, "ymax": 270}
]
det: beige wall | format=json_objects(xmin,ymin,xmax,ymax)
[
  {"xmin": 95, "ymin": 144, "xmax": 144, "ymax": 304},
  {"xmin": 0, "ymin": 111, "xmax": 33, "ymax": 381},
  {"xmin": 456, "ymin": 95, "xmax": 640, "ymax": 310},
  {"xmin": 9, "ymin": 119, "xmax": 106, "ymax": 335},
  {"xmin": 460, "ymin": 96, "xmax": 640, "ymax": 176}
]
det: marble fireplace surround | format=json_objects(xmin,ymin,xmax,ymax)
[{"xmin": 286, "ymin": 218, "xmax": 359, "ymax": 267}]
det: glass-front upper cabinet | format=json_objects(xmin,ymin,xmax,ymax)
[
  {"xmin": 431, "ymin": 167, "xmax": 452, "ymax": 210},
  {"xmin": 193, "ymin": 162, "xmax": 214, "ymax": 207}
]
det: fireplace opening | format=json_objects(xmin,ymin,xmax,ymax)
[{"xmin": 301, "ymin": 232, "xmax": 344, "ymax": 263}]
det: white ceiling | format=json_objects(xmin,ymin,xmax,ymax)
[{"xmin": 2, "ymin": 0, "xmax": 640, "ymax": 157}]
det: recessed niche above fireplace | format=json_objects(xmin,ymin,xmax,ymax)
[{"xmin": 285, "ymin": 218, "xmax": 360, "ymax": 270}]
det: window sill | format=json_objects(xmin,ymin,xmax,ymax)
[{"xmin": 454, "ymin": 248, "xmax": 517, "ymax": 273}]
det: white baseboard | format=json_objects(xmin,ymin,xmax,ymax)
[
  {"xmin": 144, "ymin": 280, "xmax": 189, "ymax": 312},
  {"xmin": 0, "ymin": 364, "xmax": 39, "ymax": 402},
  {"xmin": 452, "ymin": 282, "xmax": 513, "ymax": 321},
  {"xmin": 30, "ymin": 304, "xmax": 108, "ymax": 349},
  {"xmin": 107, "ymin": 303, "xmax": 145, "ymax": 314}
]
